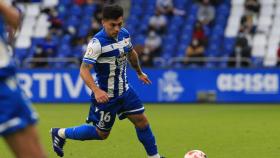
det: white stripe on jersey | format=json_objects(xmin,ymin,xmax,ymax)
[
  {"xmin": 124, "ymin": 63, "xmax": 128, "ymax": 90},
  {"xmin": 0, "ymin": 39, "xmax": 10, "ymax": 68},
  {"xmin": 107, "ymin": 59, "xmax": 116, "ymax": 98},
  {"xmin": 98, "ymin": 56, "xmax": 116, "ymax": 97},
  {"xmin": 97, "ymin": 56, "xmax": 116, "ymax": 63},
  {"xmin": 97, "ymin": 49, "xmax": 129, "ymax": 97},
  {"xmin": 118, "ymin": 48, "xmax": 125, "ymax": 96},
  {"xmin": 101, "ymin": 38, "xmax": 131, "ymax": 53},
  {"xmin": 118, "ymin": 64, "xmax": 124, "ymax": 96}
]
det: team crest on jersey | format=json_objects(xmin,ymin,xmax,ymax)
[
  {"xmin": 123, "ymin": 38, "xmax": 130, "ymax": 46},
  {"xmin": 124, "ymin": 38, "xmax": 129, "ymax": 44},
  {"xmin": 86, "ymin": 47, "xmax": 94, "ymax": 56}
]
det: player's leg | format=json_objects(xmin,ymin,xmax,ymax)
[
  {"xmin": 56, "ymin": 102, "xmax": 116, "ymax": 140},
  {"xmin": 0, "ymin": 78, "xmax": 46, "ymax": 158},
  {"xmin": 51, "ymin": 100, "xmax": 117, "ymax": 156},
  {"xmin": 4, "ymin": 125, "xmax": 46, "ymax": 158},
  {"xmin": 127, "ymin": 113, "xmax": 162, "ymax": 158},
  {"xmin": 118, "ymin": 87, "xmax": 163, "ymax": 158},
  {"xmin": 54, "ymin": 124, "xmax": 108, "ymax": 140}
]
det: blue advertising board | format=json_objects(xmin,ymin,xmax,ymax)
[{"xmin": 17, "ymin": 68, "xmax": 280, "ymax": 103}]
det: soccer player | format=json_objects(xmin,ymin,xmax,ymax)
[
  {"xmin": 0, "ymin": 1, "xmax": 46, "ymax": 158},
  {"xmin": 51, "ymin": 4, "xmax": 165, "ymax": 158}
]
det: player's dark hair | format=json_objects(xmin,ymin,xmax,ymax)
[{"xmin": 102, "ymin": 4, "xmax": 123, "ymax": 20}]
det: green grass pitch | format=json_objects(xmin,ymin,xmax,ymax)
[{"xmin": 1, "ymin": 104, "xmax": 280, "ymax": 158}]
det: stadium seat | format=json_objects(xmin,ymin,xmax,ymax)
[
  {"xmin": 260, "ymin": 5, "xmax": 274, "ymax": 16},
  {"xmin": 70, "ymin": 5, "xmax": 82, "ymax": 17},
  {"xmin": 42, "ymin": 0, "xmax": 58, "ymax": 7},
  {"xmin": 231, "ymin": 0, "xmax": 245, "ymax": 5},
  {"xmin": 260, "ymin": 0, "xmax": 275, "ymax": 5},
  {"xmin": 59, "ymin": 0, "xmax": 71, "ymax": 6},
  {"xmin": 223, "ymin": 38, "xmax": 236, "ymax": 55},
  {"xmin": 20, "ymin": 25, "xmax": 34, "ymax": 37},
  {"xmin": 15, "ymin": 36, "xmax": 32, "ymax": 49},
  {"xmin": 57, "ymin": 44, "xmax": 72, "ymax": 57},
  {"xmin": 25, "ymin": 4, "xmax": 40, "ymax": 17},
  {"xmin": 230, "ymin": 5, "xmax": 244, "ymax": 16},
  {"xmin": 83, "ymin": 5, "xmax": 96, "ymax": 16},
  {"xmin": 263, "ymin": 46, "xmax": 278, "ymax": 66},
  {"xmin": 77, "ymin": 25, "xmax": 90, "ymax": 38},
  {"xmin": 257, "ymin": 16, "xmax": 272, "ymax": 33},
  {"xmin": 14, "ymin": 48, "xmax": 28, "ymax": 61},
  {"xmin": 33, "ymin": 25, "xmax": 49, "ymax": 38},
  {"xmin": 252, "ymin": 45, "xmax": 266, "ymax": 58}
]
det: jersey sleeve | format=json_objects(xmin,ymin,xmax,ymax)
[
  {"xmin": 82, "ymin": 38, "xmax": 101, "ymax": 64},
  {"xmin": 121, "ymin": 28, "xmax": 133, "ymax": 52},
  {"xmin": 127, "ymin": 36, "xmax": 133, "ymax": 52}
]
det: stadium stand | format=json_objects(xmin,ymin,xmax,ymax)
[{"xmin": 9, "ymin": 0, "xmax": 280, "ymax": 68}]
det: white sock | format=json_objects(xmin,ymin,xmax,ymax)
[
  {"xmin": 58, "ymin": 128, "xmax": 66, "ymax": 139},
  {"xmin": 148, "ymin": 153, "xmax": 160, "ymax": 158}
]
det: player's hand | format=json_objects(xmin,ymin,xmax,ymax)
[
  {"xmin": 137, "ymin": 72, "xmax": 152, "ymax": 85},
  {"xmin": 94, "ymin": 88, "xmax": 109, "ymax": 104}
]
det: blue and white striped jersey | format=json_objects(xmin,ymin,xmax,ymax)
[
  {"xmin": 0, "ymin": 15, "xmax": 16, "ymax": 78},
  {"xmin": 82, "ymin": 28, "xmax": 133, "ymax": 98}
]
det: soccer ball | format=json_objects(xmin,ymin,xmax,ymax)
[{"xmin": 184, "ymin": 150, "xmax": 207, "ymax": 158}]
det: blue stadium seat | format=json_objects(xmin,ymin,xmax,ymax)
[
  {"xmin": 203, "ymin": 25, "xmax": 211, "ymax": 37},
  {"xmin": 72, "ymin": 45, "xmax": 84, "ymax": 58},
  {"xmin": 189, "ymin": 4, "xmax": 199, "ymax": 16},
  {"xmin": 187, "ymin": 14, "xmax": 197, "ymax": 26},
  {"xmin": 65, "ymin": 16, "xmax": 80, "ymax": 28},
  {"xmin": 83, "ymin": 5, "xmax": 96, "ymax": 16},
  {"xmin": 223, "ymin": 37, "xmax": 236, "ymax": 55},
  {"xmin": 59, "ymin": 0, "xmax": 72, "ymax": 6},
  {"xmin": 57, "ymin": 44, "xmax": 72, "ymax": 57},
  {"xmin": 217, "ymin": 4, "xmax": 230, "ymax": 16},
  {"xmin": 130, "ymin": 5, "xmax": 142, "ymax": 17},
  {"xmin": 251, "ymin": 57, "xmax": 263, "ymax": 67},
  {"xmin": 171, "ymin": 16, "xmax": 184, "ymax": 27},
  {"xmin": 70, "ymin": 5, "xmax": 82, "ymax": 17},
  {"xmin": 126, "ymin": 15, "xmax": 139, "ymax": 27},
  {"xmin": 14, "ymin": 48, "xmax": 28, "ymax": 61},
  {"xmin": 133, "ymin": 35, "xmax": 145, "ymax": 45},
  {"xmin": 81, "ymin": 15, "xmax": 92, "ymax": 27},
  {"xmin": 60, "ymin": 34, "xmax": 72, "ymax": 45},
  {"xmin": 211, "ymin": 25, "xmax": 224, "ymax": 36},
  {"xmin": 31, "ymin": 37, "xmax": 44, "ymax": 46},
  {"xmin": 181, "ymin": 34, "xmax": 192, "ymax": 44},
  {"xmin": 78, "ymin": 25, "xmax": 90, "ymax": 38}
]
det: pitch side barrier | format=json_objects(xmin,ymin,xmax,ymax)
[{"xmin": 17, "ymin": 68, "xmax": 280, "ymax": 103}]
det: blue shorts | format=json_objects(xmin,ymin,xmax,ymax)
[
  {"xmin": 86, "ymin": 87, "xmax": 144, "ymax": 131},
  {"xmin": 0, "ymin": 77, "xmax": 38, "ymax": 136}
]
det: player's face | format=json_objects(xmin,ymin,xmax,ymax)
[{"xmin": 102, "ymin": 16, "xmax": 123, "ymax": 38}]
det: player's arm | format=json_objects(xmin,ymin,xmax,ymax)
[
  {"xmin": 81, "ymin": 39, "xmax": 109, "ymax": 103},
  {"xmin": 80, "ymin": 62, "xmax": 98, "ymax": 92},
  {"xmin": 0, "ymin": 1, "xmax": 20, "ymax": 29},
  {"xmin": 80, "ymin": 62, "xmax": 109, "ymax": 103},
  {"xmin": 128, "ymin": 49, "xmax": 152, "ymax": 84}
]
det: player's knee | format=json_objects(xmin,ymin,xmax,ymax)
[
  {"xmin": 99, "ymin": 132, "xmax": 110, "ymax": 140},
  {"xmin": 133, "ymin": 116, "xmax": 149, "ymax": 129},
  {"xmin": 96, "ymin": 129, "xmax": 110, "ymax": 140},
  {"xmin": 38, "ymin": 153, "xmax": 48, "ymax": 158}
]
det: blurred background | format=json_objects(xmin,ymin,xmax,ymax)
[
  {"xmin": 1, "ymin": 1, "xmax": 280, "ymax": 158},
  {"xmin": 5, "ymin": 0, "xmax": 280, "ymax": 103}
]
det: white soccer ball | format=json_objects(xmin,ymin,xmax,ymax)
[{"xmin": 184, "ymin": 150, "xmax": 207, "ymax": 158}]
